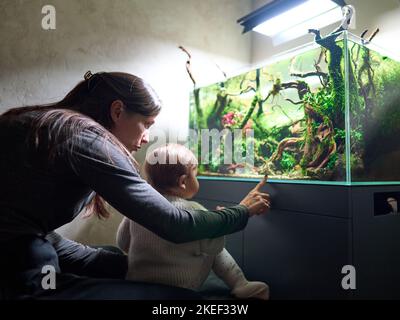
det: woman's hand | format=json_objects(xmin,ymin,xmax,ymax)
[{"xmin": 239, "ymin": 176, "xmax": 270, "ymax": 217}]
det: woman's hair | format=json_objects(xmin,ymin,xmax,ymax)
[
  {"xmin": 144, "ymin": 143, "xmax": 198, "ymax": 194},
  {"xmin": 1, "ymin": 72, "xmax": 162, "ymax": 218}
]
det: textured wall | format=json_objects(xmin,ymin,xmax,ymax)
[
  {"xmin": 0, "ymin": 0, "xmax": 252, "ymax": 131},
  {"xmin": 251, "ymin": 0, "xmax": 400, "ymax": 65}
]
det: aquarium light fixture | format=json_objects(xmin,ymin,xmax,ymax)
[{"xmin": 238, "ymin": 0, "xmax": 347, "ymax": 43}]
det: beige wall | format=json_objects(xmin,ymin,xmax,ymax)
[
  {"xmin": 251, "ymin": 0, "xmax": 400, "ymax": 65},
  {"xmin": 0, "ymin": 0, "xmax": 252, "ymax": 137}
]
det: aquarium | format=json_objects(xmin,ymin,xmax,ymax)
[{"xmin": 188, "ymin": 31, "xmax": 400, "ymax": 185}]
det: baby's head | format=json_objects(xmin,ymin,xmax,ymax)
[{"xmin": 144, "ymin": 143, "xmax": 199, "ymax": 199}]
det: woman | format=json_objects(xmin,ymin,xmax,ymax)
[{"xmin": 0, "ymin": 71, "xmax": 270, "ymax": 300}]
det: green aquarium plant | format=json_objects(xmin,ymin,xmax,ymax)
[{"xmin": 183, "ymin": 26, "xmax": 400, "ymax": 184}]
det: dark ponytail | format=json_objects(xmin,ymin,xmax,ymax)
[{"xmin": 1, "ymin": 72, "xmax": 162, "ymax": 219}]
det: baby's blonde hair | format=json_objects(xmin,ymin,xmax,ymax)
[{"xmin": 144, "ymin": 143, "xmax": 197, "ymax": 192}]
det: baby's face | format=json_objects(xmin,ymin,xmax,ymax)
[{"xmin": 182, "ymin": 165, "xmax": 199, "ymax": 199}]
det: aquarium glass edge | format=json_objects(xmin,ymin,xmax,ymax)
[
  {"xmin": 198, "ymin": 176, "xmax": 400, "ymax": 186},
  {"xmin": 344, "ymin": 31, "xmax": 352, "ymax": 185}
]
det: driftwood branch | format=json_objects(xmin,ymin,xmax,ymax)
[
  {"xmin": 291, "ymin": 71, "xmax": 328, "ymax": 87},
  {"xmin": 270, "ymin": 137, "xmax": 304, "ymax": 162},
  {"xmin": 361, "ymin": 28, "xmax": 380, "ymax": 45},
  {"xmin": 360, "ymin": 29, "xmax": 369, "ymax": 39},
  {"xmin": 226, "ymin": 86, "xmax": 256, "ymax": 96},
  {"xmin": 290, "ymin": 47, "xmax": 328, "ymax": 87},
  {"xmin": 285, "ymin": 98, "xmax": 303, "ymax": 105},
  {"xmin": 239, "ymin": 69, "xmax": 262, "ymax": 127},
  {"xmin": 179, "ymin": 46, "xmax": 203, "ymax": 122},
  {"xmin": 291, "ymin": 71, "xmax": 328, "ymax": 79},
  {"xmin": 214, "ymin": 63, "xmax": 227, "ymax": 80},
  {"xmin": 179, "ymin": 45, "xmax": 196, "ymax": 86}
]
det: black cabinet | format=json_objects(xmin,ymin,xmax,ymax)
[
  {"xmin": 351, "ymin": 187, "xmax": 400, "ymax": 299},
  {"xmin": 194, "ymin": 179, "xmax": 400, "ymax": 299},
  {"xmin": 244, "ymin": 210, "xmax": 349, "ymax": 299}
]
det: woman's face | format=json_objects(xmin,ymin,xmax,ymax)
[{"xmin": 110, "ymin": 101, "xmax": 157, "ymax": 152}]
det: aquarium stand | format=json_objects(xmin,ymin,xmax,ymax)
[{"xmin": 194, "ymin": 179, "xmax": 400, "ymax": 299}]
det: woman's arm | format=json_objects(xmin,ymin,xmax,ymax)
[{"xmin": 66, "ymin": 130, "xmax": 250, "ymax": 243}]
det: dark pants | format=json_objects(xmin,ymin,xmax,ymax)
[{"xmin": 0, "ymin": 232, "xmax": 201, "ymax": 300}]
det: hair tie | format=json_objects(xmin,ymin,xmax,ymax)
[{"xmin": 84, "ymin": 70, "xmax": 93, "ymax": 80}]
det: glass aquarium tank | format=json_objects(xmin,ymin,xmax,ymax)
[{"xmin": 188, "ymin": 31, "xmax": 400, "ymax": 185}]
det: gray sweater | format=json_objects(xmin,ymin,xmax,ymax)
[{"xmin": 0, "ymin": 110, "xmax": 249, "ymax": 244}]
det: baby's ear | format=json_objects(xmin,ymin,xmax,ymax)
[{"xmin": 178, "ymin": 174, "xmax": 187, "ymax": 190}]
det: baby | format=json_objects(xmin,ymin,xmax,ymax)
[{"xmin": 116, "ymin": 143, "xmax": 269, "ymax": 300}]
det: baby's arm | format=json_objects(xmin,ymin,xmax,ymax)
[
  {"xmin": 213, "ymin": 248, "xmax": 269, "ymax": 300},
  {"xmin": 116, "ymin": 217, "xmax": 131, "ymax": 254}
]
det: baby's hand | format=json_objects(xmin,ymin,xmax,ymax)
[
  {"xmin": 239, "ymin": 175, "xmax": 270, "ymax": 216},
  {"xmin": 216, "ymin": 206, "xmax": 226, "ymax": 210}
]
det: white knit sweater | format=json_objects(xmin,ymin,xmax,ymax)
[{"xmin": 116, "ymin": 196, "xmax": 225, "ymax": 290}]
